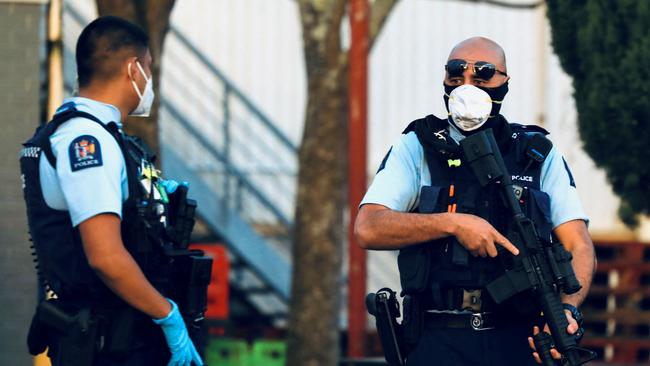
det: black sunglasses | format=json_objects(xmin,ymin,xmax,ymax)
[{"xmin": 445, "ymin": 59, "xmax": 508, "ymax": 81}]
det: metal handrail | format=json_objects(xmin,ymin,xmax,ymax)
[
  {"xmin": 169, "ymin": 28, "xmax": 298, "ymax": 153},
  {"xmin": 163, "ymin": 101, "xmax": 293, "ymax": 229}
]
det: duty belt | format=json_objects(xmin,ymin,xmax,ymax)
[{"xmin": 423, "ymin": 311, "xmax": 500, "ymax": 331}]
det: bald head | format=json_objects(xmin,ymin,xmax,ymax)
[{"xmin": 448, "ymin": 37, "xmax": 507, "ymax": 72}]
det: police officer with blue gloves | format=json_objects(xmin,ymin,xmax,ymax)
[
  {"xmin": 355, "ymin": 37, "xmax": 595, "ymax": 365},
  {"xmin": 21, "ymin": 16, "xmax": 207, "ymax": 366}
]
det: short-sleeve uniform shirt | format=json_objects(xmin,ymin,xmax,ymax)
[
  {"xmin": 40, "ymin": 97, "xmax": 128, "ymax": 227},
  {"xmin": 361, "ymin": 125, "xmax": 588, "ymax": 228}
]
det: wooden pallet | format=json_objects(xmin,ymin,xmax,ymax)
[{"xmin": 581, "ymin": 241, "xmax": 650, "ymax": 364}]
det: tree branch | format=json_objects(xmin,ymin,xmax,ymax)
[
  {"xmin": 366, "ymin": 0, "xmax": 544, "ymax": 49},
  {"xmin": 326, "ymin": 0, "xmax": 348, "ymax": 55},
  {"xmin": 369, "ymin": 0, "xmax": 399, "ymax": 50},
  {"xmin": 449, "ymin": 0, "xmax": 544, "ymax": 10}
]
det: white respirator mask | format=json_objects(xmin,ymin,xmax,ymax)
[
  {"xmin": 446, "ymin": 84, "xmax": 493, "ymax": 132},
  {"xmin": 129, "ymin": 61, "xmax": 155, "ymax": 117}
]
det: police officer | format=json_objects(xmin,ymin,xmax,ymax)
[
  {"xmin": 21, "ymin": 16, "xmax": 203, "ymax": 365},
  {"xmin": 355, "ymin": 37, "xmax": 595, "ymax": 365}
]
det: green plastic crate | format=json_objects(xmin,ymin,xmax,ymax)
[
  {"xmin": 205, "ymin": 338, "xmax": 249, "ymax": 366},
  {"xmin": 248, "ymin": 340, "xmax": 286, "ymax": 366}
]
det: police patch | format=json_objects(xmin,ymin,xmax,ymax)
[{"xmin": 69, "ymin": 135, "xmax": 103, "ymax": 172}]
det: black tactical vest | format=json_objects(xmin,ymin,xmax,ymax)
[
  {"xmin": 20, "ymin": 104, "xmax": 169, "ymax": 305},
  {"xmin": 397, "ymin": 115, "xmax": 554, "ymax": 312}
]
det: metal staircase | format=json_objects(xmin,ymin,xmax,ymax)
[{"xmin": 159, "ymin": 26, "xmax": 300, "ymax": 325}]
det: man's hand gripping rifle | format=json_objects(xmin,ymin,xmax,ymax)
[{"xmin": 459, "ymin": 130, "xmax": 595, "ymax": 366}]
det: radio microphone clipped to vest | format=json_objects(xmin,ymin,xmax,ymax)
[{"xmin": 522, "ymin": 134, "xmax": 553, "ymax": 174}]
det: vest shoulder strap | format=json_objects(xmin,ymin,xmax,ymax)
[
  {"xmin": 404, "ymin": 115, "xmax": 460, "ymax": 185},
  {"xmin": 39, "ymin": 104, "xmax": 111, "ymax": 168},
  {"xmin": 408, "ymin": 118, "xmax": 552, "ymax": 186},
  {"xmin": 402, "ymin": 114, "xmax": 449, "ymax": 135},
  {"xmin": 509, "ymin": 123, "xmax": 550, "ymax": 136}
]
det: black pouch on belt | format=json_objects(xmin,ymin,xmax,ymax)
[
  {"xmin": 102, "ymin": 306, "xmax": 137, "ymax": 358},
  {"xmin": 401, "ymin": 294, "xmax": 423, "ymax": 348},
  {"xmin": 27, "ymin": 306, "xmax": 49, "ymax": 355}
]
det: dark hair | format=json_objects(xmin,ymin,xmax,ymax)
[{"xmin": 76, "ymin": 16, "xmax": 149, "ymax": 87}]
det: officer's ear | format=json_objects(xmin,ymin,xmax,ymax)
[{"xmin": 124, "ymin": 56, "xmax": 139, "ymax": 82}]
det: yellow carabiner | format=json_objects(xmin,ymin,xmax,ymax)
[{"xmin": 447, "ymin": 159, "xmax": 461, "ymax": 168}]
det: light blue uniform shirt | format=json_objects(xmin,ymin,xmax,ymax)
[
  {"xmin": 361, "ymin": 127, "xmax": 588, "ymax": 228},
  {"xmin": 39, "ymin": 97, "xmax": 128, "ymax": 227}
]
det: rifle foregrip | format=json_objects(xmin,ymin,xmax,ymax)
[
  {"xmin": 541, "ymin": 291, "xmax": 573, "ymax": 351},
  {"xmin": 533, "ymin": 332, "xmax": 557, "ymax": 366}
]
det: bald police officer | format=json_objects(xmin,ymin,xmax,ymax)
[{"xmin": 355, "ymin": 37, "xmax": 595, "ymax": 365}]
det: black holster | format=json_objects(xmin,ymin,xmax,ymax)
[
  {"xmin": 366, "ymin": 288, "xmax": 406, "ymax": 366},
  {"xmin": 27, "ymin": 300, "xmax": 99, "ymax": 366}
]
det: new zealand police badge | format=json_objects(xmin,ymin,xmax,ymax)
[{"xmin": 69, "ymin": 135, "xmax": 103, "ymax": 172}]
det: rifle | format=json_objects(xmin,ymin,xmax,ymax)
[
  {"xmin": 459, "ymin": 129, "xmax": 595, "ymax": 366},
  {"xmin": 138, "ymin": 181, "xmax": 212, "ymax": 349}
]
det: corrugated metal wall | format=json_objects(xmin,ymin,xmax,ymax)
[
  {"xmin": 164, "ymin": 0, "xmax": 626, "ymax": 236},
  {"xmin": 168, "ymin": 0, "xmax": 306, "ymax": 145}
]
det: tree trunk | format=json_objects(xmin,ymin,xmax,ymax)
[
  {"xmin": 288, "ymin": 1, "xmax": 397, "ymax": 365},
  {"xmin": 95, "ymin": 0, "xmax": 176, "ymax": 159},
  {"xmin": 288, "ymin": 63, "xmax": 349, "ymax": 366},
  {"xmin": 288, "ymin": 2, "xmax": 347, "ymax": 365}
]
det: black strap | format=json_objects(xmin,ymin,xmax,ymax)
[
  {"xmin": 41, "ymin": 108, "xmax": 108, "ymax": 168},
  {"xmin": 105, "ymin": 122, "xmax": 143, "ymax": 200}
]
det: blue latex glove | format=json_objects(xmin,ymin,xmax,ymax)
[
  {"xmin": 153, "ymin": 299, "xmax": 203, "ymax": 366},
  {"xmin": 160, "ymin": 179, "xmax": 189, "ymax": 194}
]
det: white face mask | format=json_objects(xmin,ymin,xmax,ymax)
[
  {"xmin": 129, "ymin": 61, "xmax": 154, "ymax": 117},
  {"xmin": 447, "ymin": 84, "xmax": 492, "ymax": 131}
]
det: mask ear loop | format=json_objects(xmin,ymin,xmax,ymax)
[
  {"xmin": 128, "ymin": 62, "xmax": 145, "ymax": 99},
  {"xmin": 135, "ymin": 61, "xmax": 150, "ymax": 82}
]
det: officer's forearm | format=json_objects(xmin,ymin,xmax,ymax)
[
  {"xmin": 79, "ymin": 213, "xmax": 171, "ymax": 319},
  {"xmin": 554, "ymin": 220, "xmax": 596, "ymax": 307},
  {"xmin": 92, "ymin": 248, "xmax": 171, "ymax": 319},
  {"xmin": 355, "ymin": 204, "xmax": 455, "ymax": 250}
]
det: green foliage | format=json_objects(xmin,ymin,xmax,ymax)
[{"xmin": 547, "ymin": 0, "xmax": 650, "ymax": 227}]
